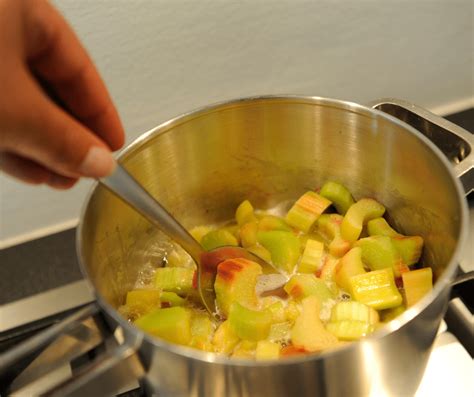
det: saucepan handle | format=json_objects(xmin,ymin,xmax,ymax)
[
  {"xmin": 0, "ymin": 303, "xmax": 144, "ymax": 396},
  {"xmin": 367, "ymin": 98, "xmax": 474, "ymax": 195}
]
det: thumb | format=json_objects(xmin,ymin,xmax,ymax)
[{"xmin": 1, "ymin": 69, "xmax": 117, "ymax": 179}]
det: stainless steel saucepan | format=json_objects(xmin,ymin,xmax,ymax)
[{"xmin": 2, "ymin": 96, "xmax": 473, "ymax": 396}]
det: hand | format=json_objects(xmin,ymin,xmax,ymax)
[{"xmin": 0, "ymin": 0, "xmax": 125, "ymax": 189}]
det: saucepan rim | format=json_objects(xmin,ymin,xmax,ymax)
[{"xmin": 76, "ymin": 94, "xmax": 468, "ymax": 366}]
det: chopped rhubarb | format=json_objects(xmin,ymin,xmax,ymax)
[
  {"xmin": 350, "ymin": 268, "xmax": 402, "ymax": 310},
  {"xmin": 341, "ymin": 199, "xmax": 385, "ymax": 242},
  {"xmin": 319, "ymin": 181, "xmax": 355, "ymax": 215},
  {"xmin": 257, "ymin": 230, "xmax": 301, "ymax": 273},
  {"xmin": 228, "ymin": 302, "xmax": 273, "ymax": 341},
  {"xmin": 286, "ymin": 191, "xmax": 331, "ymax": 233},
  {"xmin": 335, "ymin": 247, "xmax": 366, "ymax": 294},
  {"xmin": 402, "ymin": 268, "xmax": 433, "ymax": 307},
  {"xmin": 298, "ymin": 239, "xmax": 325, "ymax": 274},
  {"xmin": 214, "ymin": 258, "xmax": 262, "ymax": 316}
]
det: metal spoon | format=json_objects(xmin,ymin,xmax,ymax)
[{"xmin": 100, "ymin": 164, "xmax": 275, "ymax": 317}]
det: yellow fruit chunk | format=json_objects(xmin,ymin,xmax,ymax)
[
  {"xmin": 335, "ymin": 247, "xmax": 366, "ymax": 294},
  {"xmin": 350, "ymin": 268, "xmax": 402, "ymax": 310},
  {"xmin": 298, "ymin": 239, "xmax": 325, "ymax": 274},
  {"xmin": 214, "ymin": 258, "xmax": 262, "ymax": 316},
  {"xmin": 341, "ymin": 199, "xmax": 385, "ymax": 242},
  {"xmin": 291, "ymin": 295, "xmax": 339, "ymax": 352},
  {"xmin": 236, "ymin": 200, "xmax": 257, "ymax": 226},
  {"xmin": 402, "ymin": 268, "xmax": 433, "ymax": 307},
  {"xmin": 125, "ymin": 289, "xmax": 161, "ymax": 316},
  {"xmin": 326, "ymin": 320, "xmax": 374, "ymax": 340},
  {"xmin": 239, "ymin": 221, "xmax": 258, "ymax": 248},
  {"xmin": 189, "ymin": 313, "xmax": 214, "ymax": 351},
  {"xmin": 213, "ymin": 320, "xmax": 240, "ymax": 354},
  {"xmin": 286, "ymin": 191, "xmax": 332, "ymax": 233},
  {"xmin": 201, "ymin": 229, "xmax": 238, "ymax": 251},
  {"xmin": 330, "ymin": 301, "xmax": 379, "ymax": 325},
  {"xmin": 256, "ymin": 340, "xmax": 280, "ymax": 360}
]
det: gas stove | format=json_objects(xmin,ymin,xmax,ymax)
[{"xmin": 0, "ymin": 110, "xmax": 473, "ymax": 397}]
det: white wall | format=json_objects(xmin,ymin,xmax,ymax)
[{"xmin": 1, "ymin": 0, "xmax": 473, "ymax": 246}]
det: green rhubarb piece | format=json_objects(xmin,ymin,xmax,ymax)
[
  {"xmin": 316, "ymin": 214, "xmax": 344, "ymax": 241},
  {"xmin": 201, "ymin": 229, "xmax": 238, "ymax": 251},
  {"xmin": 134, "ymin": 307, "xmax": 192, "ymax": 345},
  {"xmin": 189, "ymin": 225, "xmax": 214, "ymax": 243},
  {"xmin": 284, "ymin": 274, "xmax": 334, "ymax": 302},
  {"xmin": 380, "ymin": 304, "xmax": 406, "ymax": 322},
  {"xmin": 367, "ymin": 218, "xmax": 400, "ymax": 237},
  {"xmin": 154, "ymin": 267, "xmax": 195, "ymax": 294},
  {"xmin": 160, "ymin": 291, "xmax": 186, "ymax": 307},
  {"xmin": 341, "ymin": 198, "xmax": 386, "ymax": 242},
  {"xmin": 268, "ymin": 321, "xmax": 292, "ymax": 342},
  {"xmin": 125, "ymin": 289, "xmax": 161, "ymax": 316},
  {"xmin": 291, "ymin": 295, "xmax": 338, "ymax": 352},
  {"xmin": 315, "ymin": 214, "xmax": 350, "ymax": 258},
  {"xmin": 213, "ymin": 320, "xmax": 240, "ymax": 354},
  {"xmin": 402, "ymin": 268, "xmax": 433, "ymax": 307},
  {"xmin": 330, "ymin": 301, "xmax": 379, "ymax": 324},
  {"xmin": 214, "ymin": 258, "xmax": 262, "ymax": 316},
  {"xmin": 350, "ymin": 268, "xmax": 403, "ymax": 310},
  {"xmin": 326, "ymin": 320, "xmax": 374, "ymax": 341},
  {"xmin": 319, "ymin": 181, "xmax": 355, "ymax": 215},
  {"xmin": 392, "ymin": 236, "xmax": 424, "ymax": 266},
  {"xmin": 257, "ymin": 230, "xmax": 301, "ymax": 273},
  {"xmin": 258, "ymin": 215, "xmax": 292, "ymax": 232},
  {"xmin": 354, "ymin": 236, "xmax": 402, "ymax": 274},
  {"xmin": 256, "ymin": 340, "xmax": 280, "ymax": 360},
  {"xmin": 335, "ymin": 247, "xmax": 366, "ymax": 294},
  {"xmin": 247, "ymin": 245, "xmax": 272, "ymax": 264},
  {"xmin": 236, "ymin": 200, "xmax": 257, "ymax": 226},
  {"xmin": 286, "ymin": 191, "xmax": 332, "ymax": 233},
  {"xmin": 239, "ymin": 221, "xmax": 258, "ymax": 248},
  {"xmin": 228, "ymin": 302, "xmax": 272, "ymax": 341},
  {"xmin": 298, "ymin": 239, "xmax": 325, "ymax": 274}
]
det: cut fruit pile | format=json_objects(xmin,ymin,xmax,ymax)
[{"xmin": 118, "ymin": 181, "xmax": 433, "ymax": 360}]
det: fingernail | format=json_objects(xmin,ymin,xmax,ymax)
[
  {"xmin": 79, "ymin": 147, "xmax": 116, "ymax": 177},
  {"xmin": 49, "ymin": 174, "xmax": 77, "ymax": 189}
]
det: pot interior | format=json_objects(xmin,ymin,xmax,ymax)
[{"xmin": 79, "ymin": 97, "xmax": 463, "ymax": 309}]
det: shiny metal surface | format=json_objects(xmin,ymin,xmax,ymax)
[
  {"xmin": 100, "ymin": 164, "xmax": 205, "ymax": 265},
  {"xmin": 367, "ymin": 98, "xmax": 474, "ymax": 194},
  {"xmin": 77, "ymin": 96, "xmax": 469, "ymax": 397}
]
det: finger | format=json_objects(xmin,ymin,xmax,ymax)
[
  {"xmin": 23, "ymin": 0, "xmax": 125, "ymax": 150},
  {"xmin": 1, "ymin": 67, "xmax": 117, "ymax": 179},
  {"xmin": 0, "ymin": 152, "xmax": 78, "ymax": 189}
]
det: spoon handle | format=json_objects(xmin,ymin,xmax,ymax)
[{"xmin": 100, "ymin": 164, "xmax": 205, "ymax": 263}]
